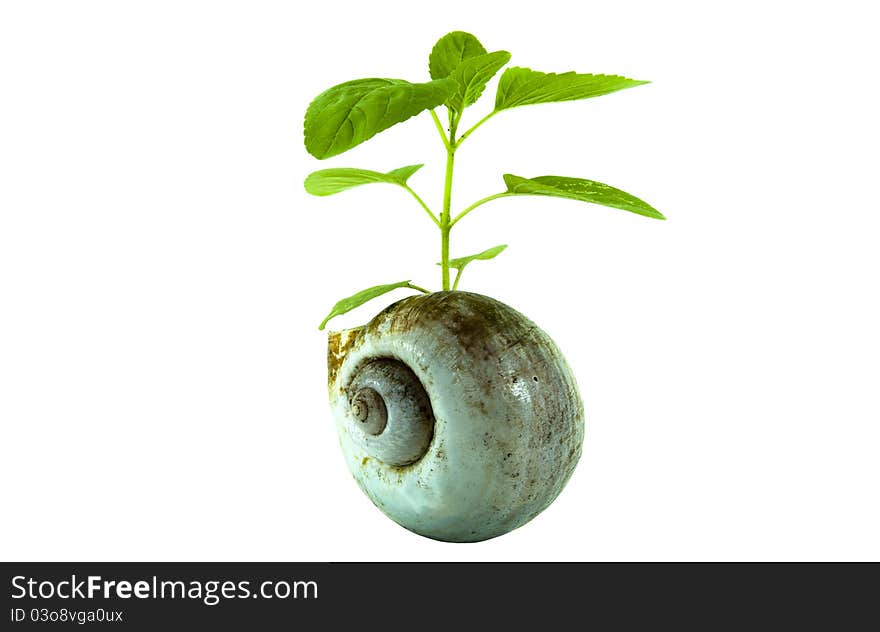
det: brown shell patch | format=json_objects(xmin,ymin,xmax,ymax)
[{"xmin": 326, "ymin": 326, "xmax": 364, "ymax": 391}]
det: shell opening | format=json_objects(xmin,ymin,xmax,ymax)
[{"xmin": 346, "ymin": 359, "xmax": 435, "ymax": 467}]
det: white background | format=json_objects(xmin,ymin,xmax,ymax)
[{"xmin": 1, "ymin": 1, "xmax": 878, "ymax": 561}]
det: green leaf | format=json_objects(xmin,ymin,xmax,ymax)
[
  {"xmin": 447, "ymin": 51, "xmax": 511, "ymax": 112},
  {"xmin": 429, "ymin": 31, "xmax": 487, "ymax": 80},
  {"xmin": 304, "ymin": 164, "xmax": 423, "ymax": 196},
  {"xmin": 440, "ymin": 244, "xmax": 508, "ymax": 270},
  {"xmin": 384, "ymin": 164, "xmax": 424, "ymax": 183},
  {"xmin": 503, "ymin": 174, "xmax": 665, "ymax": 219},
  {"xmin": 304, "ymin": 78, "xmax": 455, "ymax": 159},
  {"xmin": 319, "ymin": 281, "xmax": 425, "ymax": 330},
  {"xmin": 495, "ymin": 67, "xmax": 649, "ymax": 111}
]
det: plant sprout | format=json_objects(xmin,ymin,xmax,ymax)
[{"xmin": 304, "ymin": 31, "xmax": 664, "ymax": 330}]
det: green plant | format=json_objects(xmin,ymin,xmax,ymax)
[{"xmin": 304, "ymin": 31, "xmax": 664, "ymax": 330}]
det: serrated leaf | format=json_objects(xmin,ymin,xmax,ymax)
[
  {"xmin": 447, "ymin": 51, "xmax": 511, "ymax": 112},
  {"xmin": 503, "ymin": 174, "xmax": 665, "ymax": 219},
  {"xmin": 439, "ymin": 244, "xmax": 508, "ymax": 270},
  {"xmin": 319, "ymin": 281, "xmax": 422, "ymax": 330},
  {"xmin": 429, "ymin": 31, "xmax": 487, "ymax": 80},
  {"xmin": 495, "ymin": 67, "xmax": 648, "ymax": 111},
  {"xmin": 304, "ymin": 78, "xmax": 455, "ymax": 159},
  {"xmin": 304, "ymin": 164, "xmax": 423, "ymax": 196}
]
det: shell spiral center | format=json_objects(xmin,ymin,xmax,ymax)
[{"xmin": 346, "ymin": 359, "xmax": 434, "ymax": 467}]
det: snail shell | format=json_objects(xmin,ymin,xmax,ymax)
[{"xmin": 327, "ymin": 291, "xmax": 585, "ymax": 542}]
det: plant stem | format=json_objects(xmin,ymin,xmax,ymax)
[
  {"xmin": 406, "ymin": 283, "xmax": 431, "ymax": 294},
  {"xmin": 435, "ymin": 106, "xmax": 492, "ymax": 290},
  {"xmin": 452, "ymin": 267, "xmax": 463, "ymax": 291},
  {"xmin": 440, "ymin": 142, "xmax": 455, "ymax": 290},
  {"xmin": 402, "ymin": 185, "xmax": 440, "ymax": 227},
  {"xmin": 450, "ymin": 192, "xmax": 514, "ymax": 227},
  {"xmin": 429, "ymin": 110, "xmax": 451, "ymax": 151},
  {"xmin": 455, "ymin": 110, "xmax": 497, "ymax": 147}
]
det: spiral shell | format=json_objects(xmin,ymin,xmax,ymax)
[{"xmin": 327, "ymin": 291, "xmax": 585, "ymax": 542}]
